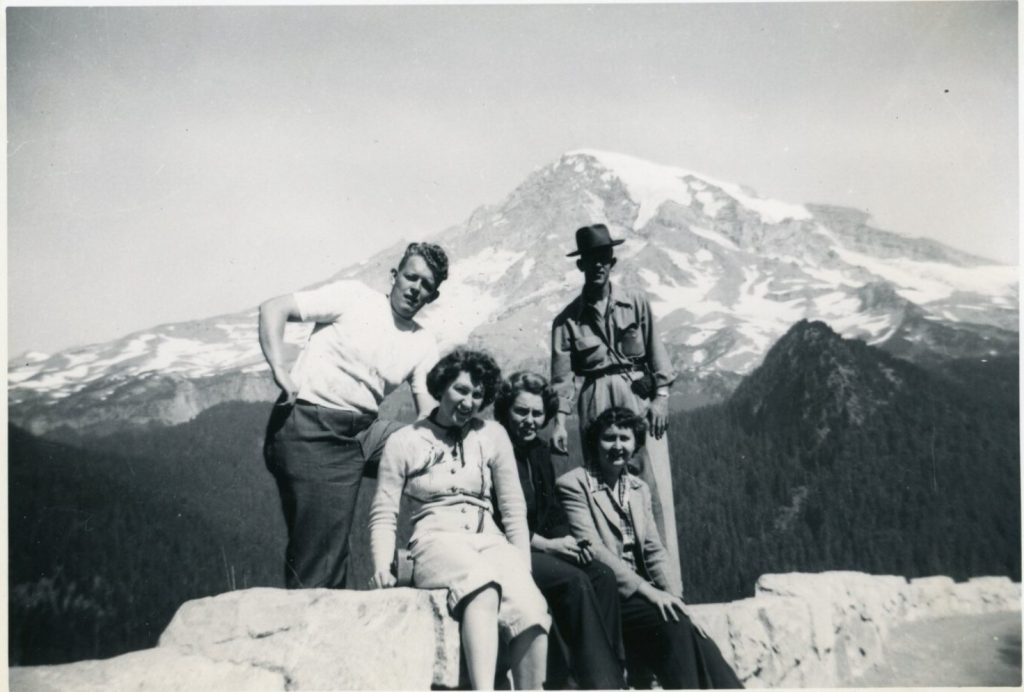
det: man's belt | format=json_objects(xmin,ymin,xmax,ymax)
[{"xmin": 583, "ymin": 363, "xmax": 641, "ymax": 380}]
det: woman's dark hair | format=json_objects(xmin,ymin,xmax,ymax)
[
  {"xmin": 399, "ymin": 242, "xmax": 449, "ymax": 288},
  {"xmin": 493, "ymin": 371, "xmax": 560, "ymax": 430},
  {"xmin": 426, "ymin": 348, "xmax": 502, "ymax": 408},
  {"xmin": 584, "ymin": 406, "xmax": 647, "ymax": 461}
]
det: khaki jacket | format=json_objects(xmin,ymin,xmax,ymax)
[{"xmin": 556, "ymin": 466, "xmax": 681, "ymax": 599}]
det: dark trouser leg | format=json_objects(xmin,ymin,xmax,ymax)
[
  {"xmin": 264, "ymin": 401, "xmax": 372, "ymax": 589},
  {"xmin": 531, "ymin": 552, "xmax": 624, "ymax": 689},
  {"xmin": 620, "ymin": 594, "xmax": 743, "ymax": 689},
  {"xmin": 580, "ymin": 558, "xmax": 626, "ymax": 664}
]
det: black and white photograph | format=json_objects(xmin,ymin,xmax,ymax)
[{"xmin": 6, "ymin": 2, "xmax": 1020, "ymax": 689}]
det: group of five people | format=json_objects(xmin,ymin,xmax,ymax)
[{"xmin": 259, "ymin": 225, "xmax": 742, "ymax": 689}]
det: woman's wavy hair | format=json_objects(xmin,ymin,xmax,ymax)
[
  {"xmin": 583, "ymin": 406, "xmax": 648, "ymax": 463},
  {"xmin": 426, "ymin": 348, "xmax": 502, "ymax": 408},
  {"xmin": 493, "ymin": 371, "xmax": 560, "ymax": 430}
]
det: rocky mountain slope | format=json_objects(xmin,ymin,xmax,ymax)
[{"xmin": 10, "ymin": 150, "xmax": 1017, "ymax": 435}]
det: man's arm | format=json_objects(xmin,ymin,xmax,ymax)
[
  {"xmin": 638, "ymin": 294, "xmax": 675, "ymax": 438},
  {"xmin": 258, "ymin": 294, "xmax": 302, "ymax": 403},
  {"xmin": 550, "ymin": 317, "xmax": 576, "ymax": 453},
  {"xmin": 409, "ymin": 336, "xmax": 440, "ymax": 417}
]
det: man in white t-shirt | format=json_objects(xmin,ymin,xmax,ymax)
[{"xmin": 259, "ymin": 242, "xmax": 449, "ymax": 589}]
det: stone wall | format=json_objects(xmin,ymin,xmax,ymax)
[
  {"xmin": 699, "ymin": 571, "xmax": 1021, "ymax": 687},
  {"xmin": 11, "ymin": 572, "xmax": 1020, "ymax": 690}
]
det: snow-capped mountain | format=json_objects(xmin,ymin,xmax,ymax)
[{"xmin": 10, "ymin": 150, "xmax": 1018, "ymax": 435}]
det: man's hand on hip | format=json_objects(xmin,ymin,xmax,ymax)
[{"xmin": 273, "ymin": 369, "xmax": 299, "ymax": 405}]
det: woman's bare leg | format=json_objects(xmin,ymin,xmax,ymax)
[
  {"xmin": 461, "ymin": 585, "xmax": 501, "ymax": 690},
  {"xmin": 508, "ymin": 625, "xmax": 548, "ymax": 690}
]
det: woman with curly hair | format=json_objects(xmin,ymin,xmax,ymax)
[
  {"xmin": 494, "ymin": 371, "xmax": 625, "ymax": 689},
  {"xmin": 557, "ymin": 407, "xmax": 742, "ymax": 689},
  {"xmin": 369, "ymin": 349, "xmax": 549, "ymax": 690}
]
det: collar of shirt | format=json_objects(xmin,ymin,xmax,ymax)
[
  {"xmin": 585, "ymin": 466, "xmax": 636, "ymax": 500},
  {"xmin": 571, "ymin": 283, "xmax": 632, "ymax": 323}
]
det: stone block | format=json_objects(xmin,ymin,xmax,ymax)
[
  {"xmin": 906, "ymin": 575, "xmax": 958, "ymax": 620},
  {"xmin": 10, "ymin": 648, "xmax": 285, "ymax": 692},
  {"xmin": 960, "ymin": 577, "xmax": 1022, "ymax": 614},
  {"xmin": 158, "ymin": 587, "xmax": 460, "ymax": 690}
]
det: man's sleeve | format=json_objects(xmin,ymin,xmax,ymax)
[
  {"xmin": 638, "ymin": 293, "xmax": 676, "ymax": 388},
  {"xmin": 293, "ymin": 281, "xmax": 355, "ymax": 323},
  {"xmin": 550, "ymin": 315, "xmax": 576, "ymax": 415},
  {"xmin": 409, "ymin": 333, "xmax": 440, "ymax": 396}
]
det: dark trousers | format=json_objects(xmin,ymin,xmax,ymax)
[
  {"xmin": 532, "ymin": 552, "xmax": 625, "ymax": 689},
  {"xmin": 621, "ymin": 594, "xmax": 743, "ymax": 690},
  {"xmin": 264, "ymin": 400, "xmax": 402, "ymax": 589}
]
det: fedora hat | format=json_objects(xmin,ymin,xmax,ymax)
[{"xmin": 566, "ymin": 224, "xmax": 625, "ymax": 257}]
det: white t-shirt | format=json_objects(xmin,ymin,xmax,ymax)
[{"xmin": 290, "ymin": 280, "xmax": 439, "ymax": 413}]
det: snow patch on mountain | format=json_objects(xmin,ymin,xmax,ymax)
[
  {"xmin": 572, "ymin": 149, "xmax": 811, "ymax": 226},
  {"xmin": 733, "ymin": 268, "xmax": 807, "ymax": 328},
  {"xmin": 11, "ymin": 318, "xmax": 311, "ymax": 400},
  {"xmin": 616, "ymin": 238, "xmax": 649, "ymax": 260},
  {"xmin": 689, "ymin": 226, "xmax": 740, "ymax": 251},
  {"xmin": 148, "ymin": 336, "xmax": 259, "ymax": 375},
  {"xmin": 798, "ymin": 263, "xmax": 864, "ymax": 290},
  {"xmin": 695, "ymin": 190, "xmax": 727, "ymax": 217},
  {"xmin": 640, "ymin": 267, "xmax": 723, "ymax": 319},
  {"xmin": 814, "ymin": 291, "xmax": 861, "ymax": 315},
  {"xmin": 450, "ymin": 247, "xmax": 524, "ymax": 285},
  {"xmin": 825, "ymin": 312, "xmax": 896, "ymax": 343}
]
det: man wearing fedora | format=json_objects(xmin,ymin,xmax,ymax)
[{"xmin": 550, "ymin": 223, "xmax": 682, "ymax": 594}]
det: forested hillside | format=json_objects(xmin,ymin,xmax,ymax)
[{"xmin": 670, "ymin": 321, "xmax": 1020, "ymax": 602}]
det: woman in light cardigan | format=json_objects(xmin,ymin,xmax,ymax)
[
  {"xmin": 369, "ymin": 348, "xmax": 549, "ymax": 690},
  {"xmin": 557, "ymin": 407, "xmax": 742, "ymax": 689}
]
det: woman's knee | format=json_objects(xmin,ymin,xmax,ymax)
[
  {"xmin": 512, "ymin": 623, "xmax": 547, "ymax": 647},
  {"xmin": 462, "ymin": 582, "xmax": 501, "ymax": 612},
  {"xmin": 585, "ymin": 559, "xmax": 618, "ymax": 595}
]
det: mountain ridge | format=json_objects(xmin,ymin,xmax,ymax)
[{"xmin": 10, "ymin": 150, "xmax": 1018, "ymax": 435}]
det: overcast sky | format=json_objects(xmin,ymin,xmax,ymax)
[{"xmin": 7, "ymin": 2, "xmax": 1018, "ymax": 356}]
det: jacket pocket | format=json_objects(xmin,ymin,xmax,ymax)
[
  {"xmin": 613, "ymin": 304, "xmax": 645, "ymax": 358},
  {"xmin": 617, "ymin": 325, "xmax": 645, "ymax": 358},
  {"xmin": 571, "ymin": 335, "xmax": 606, "ymax": 370}
]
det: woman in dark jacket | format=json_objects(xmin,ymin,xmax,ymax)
[
  {"xmin": 495, "ymin": 371, "xmax": 625, "ymax": 689},
  {"xmin": 557, "ymin": 406, "xmax": 743, "ymax": 689}
]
